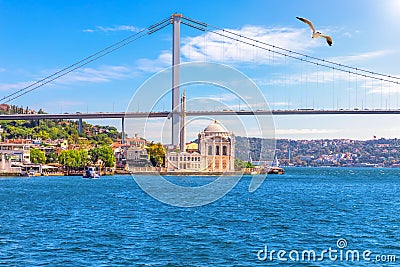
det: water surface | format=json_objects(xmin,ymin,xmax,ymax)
[{"xmin": 0, "ymin": 168, "xmax": 399, "ymax": 266}]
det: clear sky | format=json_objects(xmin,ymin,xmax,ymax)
[{"xmin": 1, "ymin": 0, "xmax": 400, "ymax": 140}]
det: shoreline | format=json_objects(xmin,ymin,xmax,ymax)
[{"xmin": 0, "ymin": 165, "xmax": 398, "ymax": 178}]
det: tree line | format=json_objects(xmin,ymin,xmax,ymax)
[
  {"xmin": 0, "ymin": 119, "xmax": 121, "ymax": 146},
  {"xmin": 30, "ymin": 146, "xmax": 116, "ymax": 170}
]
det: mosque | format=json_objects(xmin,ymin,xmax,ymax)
[{"xmin": 165, "ymin": 120, "xmax": 235, "ymax": 172}]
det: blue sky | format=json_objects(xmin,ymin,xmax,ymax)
[{"xmin": 1, "ymin": 0, "xmax": 400, "ymax": 140}]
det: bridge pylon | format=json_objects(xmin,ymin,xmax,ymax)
[{"xmin": 172, "ymin": 13, "xmax": 182, "ymax": 148}]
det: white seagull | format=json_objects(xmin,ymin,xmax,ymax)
[{"xmin": 296, "ymin": 17, "xmax": 333, "ymax": 46}]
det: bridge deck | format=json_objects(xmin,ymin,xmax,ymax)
[{"xmin": 1, "ymin": 110, "xmax": 400, "ymax": 120}]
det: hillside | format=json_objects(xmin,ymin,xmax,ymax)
[
  {"xmin": 235, "ymin": 136, "xmax": 400, "ymax": 167},
  {"xmin": 0, "ymin": 119, "xmax": 122, "ymax": 145}
]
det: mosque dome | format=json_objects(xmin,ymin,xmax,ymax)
[{"xmin": 204, "ymin": 120, "xmax": 227, "ymax": 133}]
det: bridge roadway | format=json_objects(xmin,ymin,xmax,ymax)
[{"xmin": 1, "ymin": 109, "xmax": 400, "ymax": 120}]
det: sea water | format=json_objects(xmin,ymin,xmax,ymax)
[{"xmin": 0, "ymin": 168, "xmax": 398, "ymax": 266}]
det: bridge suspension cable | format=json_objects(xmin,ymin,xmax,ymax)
[
  {"xmin": 2, "ymin": 16, "xmax": 172, "ymax": 103},
  {"xmin": 181, "ymin": 16, "xmax": 400, "ymax": 86},
  {"xmin": 4, "ymin": 14, "xmax": 399, "ymax": 103}
]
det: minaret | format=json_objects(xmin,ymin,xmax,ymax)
[{"xmin": 180, "ymin": 89, "xmax": 186, "ymax": 152}]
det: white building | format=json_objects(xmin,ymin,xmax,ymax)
[
  {"xmin": 0, "ymin": 143, "xmax": 31, "ymax": 163},
  {"xmin": 126, "ymin": 147, "xmax": 152, "ymax": 168},
  {"xmin": 166, "ymin": 151, "xmax": 201, "ymax": 171},
  {"xmin": 166, "ymin": 120, "xmax": 235, "ymax": 172}
]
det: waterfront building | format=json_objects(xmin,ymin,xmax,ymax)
[
  {"xmin": 0, "ymin": 153, "xmax": 22, "ymax": 174},
  {"xmin": 112, "ymin": 143, "xmax": 130, "ymax": 169},
  {"xmin": 166, "ymin": 151, "xmax": 202, "ymax": 171},
  {"xmin": 0, "ymin": 143, "xmax": 31, "ymax": 163},
  {"xmin": 198, "ymin": 120, "xmax": 235, "ymax": 172},
  {"xmin": 166, "ymin": 120, "xmax": 235, "ymax": 172},
  {"xmin": 113, "ymin": 134, "xmax": 149, "ymax": 169},
  {"xmin": 0, "ymin": 142, "xmax": 36, "ymax": 175},
  {"xmin": 126, "ymin": 146, "xmax": 152, "ymax": 168}
]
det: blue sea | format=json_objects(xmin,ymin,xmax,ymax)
[{"xmin": 0, "ymin": 168, "xmax": 399, "ymax": 266}]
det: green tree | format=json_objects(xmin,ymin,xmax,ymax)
[
  {"xmin": 234, "ymin": 158, "xmax": 253, "ymax": 169},
  {"xmin": 30, "ymin": 148, "xmax": 46, "ymax": 164},
  {"xmin": 245, "ymin": 161, "xmax": 254, "ymax": 168},
  {"xmin": 91, "ymin": 133, "xmax": 113, "ymax": 146},
  {"xmin": 76, "ymin": 150, "xmax": 90, "ymax": 167},
  {"xmin": 67, "ymin": 132, "xmax": 80, "ymax": 145},
  {"xmin": 89, "ymin": 145, "xmax": 115, "ymax": 167},
  {"xmin": 35, "ymin": 130, "xmax": 50, "ymax": 140},
  {"xmin": 58, "ymin": 150, "xmax": 89, "ymax": 170},
  {"xmin": 146, "ymin": 142, "xmax": 165, "ymax": 167},
  {"xmin": 0, "ymin": 117, "xmax": 124, "ymax": 145},
  {"xmin": 46, "ymin": 151, "xmax": 59, "ymax": 164}
]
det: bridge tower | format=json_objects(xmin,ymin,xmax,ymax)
[
  {"xmin": 78, "ymin": 118, "xmax": 83, "ymax": 133},
  {"xmin": 172, "ymin": 13, "xmax": 181, "ymax": 148}
]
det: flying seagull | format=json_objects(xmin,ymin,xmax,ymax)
[{"xmin": 296, "ymin": 16, "xmax": 333, "ymax": 46}]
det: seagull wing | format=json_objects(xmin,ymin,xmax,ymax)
[
  {"xmin": 296, "ymin": 17, "xmax": 316, "ymax": 33},
  {"xmin": 320, "ymin": 34, "xmax": 333, "ymax": 46}
]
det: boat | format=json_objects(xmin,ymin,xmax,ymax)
[
  {"xmin": 21, "ymin": 169, "xmax": 38, "ymax": 177},
  {"xmin": 83, "ymin": 167, "xmax": 100, "ymax": 179},
  {"xmin": 268, "ymin": 166, "xmax": 285, "ymax": 174},
  {"xmin": 267, "ymin": 155, "xmax": 285, "ymax": 174},
  {"xmin": 21, "ymin": 170, "xmax": 32, "ymax": 177}
]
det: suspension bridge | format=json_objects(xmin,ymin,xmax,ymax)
[{"xmin": 2, "ymin": 14, "xmax": 400, "ymax": 145}]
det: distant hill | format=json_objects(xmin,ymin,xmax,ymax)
[
  {"xmin": 235, "ymin": 136, "xmax": 400, "ymax": 167},
  {"xmin": 235, "ymin": 136, "xmax": 275, "ymax": 161},
  {"xmin": 0, "ymin": 116, "xmax": 122, "ymax": 146}
]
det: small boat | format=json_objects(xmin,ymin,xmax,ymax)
[
  {"xmin": 21, "ymin": 170, "xmax": 37, "ymax": 177},
  {"xmin": 267, "ymin": 155, "xmax": 284, "ymax": 174},
  {"xmin": 21, "ymin": 170, "xmax": 31, "ymax": 177},
  {"xmin": 83, "ymin": 167, "xmax": 100, "ymax": 179},
  {"xmin": 268, "ymin": 166, "xmax": 285, "ymax": 175}
]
